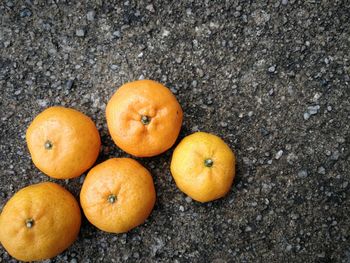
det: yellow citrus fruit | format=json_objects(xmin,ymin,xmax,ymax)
[
  {"xmin": 106, "ymin": 79, "xmax": 183, "ymax": 157},
  {"xmin": 170, "ymin": 132, "xmax": 236, "ymax": 202},
  {"xmin": 26, "ymin": 106, "xmax": 101, "ymax": 179},
  {"xmin": 80, "ymin": 158, "xmax": 156, "ymax": 233},
  {"xmin": 0, "ymin": 182, "xmax": 81, "ymax": 261}
]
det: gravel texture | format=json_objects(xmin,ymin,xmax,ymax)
[{"xmin": 0, "ymin": 0, "xmax": 349, "ymax": 262}]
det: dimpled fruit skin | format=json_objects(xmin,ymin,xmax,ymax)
[
  {"xmin": 170, "ymin": 132, "xmax": 236, "ymax": 203},
  {"xmin": 106, "ymin": 80, "xmax": 183, "ymax": 157},
  {"xmin": 0, "ymin": 182, "xmax": 81, "ymax": 261},
  {"xmin": 80, "ymin": 158, "xmax": 156, "ymax": 233},
  {"xmin": 26, "ymin": 106, "xmax": 101, "ymax": 179}
]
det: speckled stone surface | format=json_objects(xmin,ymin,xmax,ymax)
[{"xmin": 0, "ymin": 1, "xmax": 349, "ymax": 262}]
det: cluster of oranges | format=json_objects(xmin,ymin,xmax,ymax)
[{"xmin": 0, "ymin": 80, "xmax": 236, "ymax": 261}]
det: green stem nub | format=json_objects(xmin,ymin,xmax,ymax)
[
  {"xmin": 44, "ymin": 140, "xmax": 53, "ymax": 150},
  {"xmin": 141, "ymin": 115, "xmax": 151, "ymax": 125},
  {"xmin": 108, "ymin": 194, "xmax": 116, "ymax": 204},
  {"xmin": 204, "ymin": 158, "xmax": 214, "ymax": 167},
  {"xmin": 25, "ymin": 218, "xmax": 34, "ymax": 228}
]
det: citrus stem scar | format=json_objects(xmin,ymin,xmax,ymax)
[
  {"xmin": 140, "ymin": 115, "xmax": 151, "ymax": 125},
  {"xmin": 204, "ymin": 158, "xmax": 214, "ymax": 167},
  {"xmin": 44, "ymin": 140, "xmax": 53, "ymax": 150},
  {"xmin": 25, "ymin": 218, "xmax": 34, "ymax": 228},
  {"xmin": 108, "ymin": 194, "xmax": 116, "ymax": 204}
]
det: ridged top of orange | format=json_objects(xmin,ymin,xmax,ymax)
[
  {"xmin": 106, "ymin": 80, "xmax": 183, "ymax": 157},
  {"xmin": 80, "ymin": 158, "xmax": 156, "ymax": 233},
  {"xmin": 170, "ymin": 132, "xmax": 236, "ymax": 203},
  {"xmin": 26, "ymin": 106, "xmax": 101, "ymax": 179},
  {"xmin": 0, "ymin": 182, "xmax": 81, "ymax": 261}
]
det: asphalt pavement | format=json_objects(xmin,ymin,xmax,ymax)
[{"xmin": 0, "ymin": 1, "xmax": 349, "ymax": 262}]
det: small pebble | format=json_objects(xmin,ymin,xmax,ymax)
[
  {"xmin": 170, "ymin": 87, "xmax": 177, "ymax": 94},
  {"xmin": 162, "ymin": 29, "xmax": 170, "ymax": 37},
  {"xmin": 4, "ymin": 41, "xmax": 11, "ymax": 48},
  {"xmin": 245, "ymin": 226, "xmax": 252, "ymax": 232},
  {"xmin": 275, "ymin": 150, "xmax": 283, "ymax": 160},
  {"xmin": 37, "ymin": 99, "xmax": 48, "ymax": 107},
  {"xmin": 137, "ymin": 52, "xmax": 144, "ymax": 58},
  {"xmin": 313, "ymin": 93, "xmax": 322, "ymax": 101},
  {"xmin": 268, "ymin": 65, "xmax": 276, "ymax": 73},
  {"xmin": 70, "ymin": 259, "xmax": 78, "ymax": 263},
  {"xmin": 286, "ymin": 244, "xmax": 292, "ymax": 251},
  {"xmin": 281, "ymin": 0, "xmax": 288, "ymax": 5},
  {"xmin": 260, "ymin": 127, "xmax": 269, "ymax": 136},
  {"xmin": 307, "ymin": 105, "xmax": 320, "ymax": 115},
  {"xmin": 146, "ymin": 4, "xmax": 155, "ymax": 12},
  {"xmin": 87, "ymin": 10, "xmax": 95, "ymax": 21},
  {"xmin": 197, "ymin": 68, "xmax": 204, "ymax": 78},
  {"xmin": 291, "ymin": 213, "xmax": 299, "ymax": 220},
  {"xmin": 220, "ymin": 121, "xmax": 228, "ymax": 128},
  {"xmin": 76, "ymin": 29, "xmax": 85, "ymax": 37},
  {"xmin": 66, "ymin": 79, "xmax": 74, "ymax": 90},
  {"xmin": 79, "ymin": 174, "xmax": 86, "ymax": 184},
  {"xmin": 317, "ymin": 166, "xmax": 326, "ymax": 175},
  {"xmin": 303, "ymin": 112, "xmax": 310, "ymax": 120},
  {"xmin": 175, "ymin": 57, "xmax": 182, "ymax": 64},
  {"xmin": 298, "ymin": 170, "xmax": 308, "ymax": 178},
  {"xmin": 185, "ymin": 197, "xmax": 192, "ymax": 203},
  {"xmin": 6, "ymin": 1, "xmax": 14, "ymax": 7},
  {"xmin": 110, "ymin": 64, "xmax": 118, "ymax": 70},
  {"xmin": 206, "ymin": 98, "xmax": 213, "ymax": 105},
  {"xmin": 233, "ymin": 11, "xmax": 241, "ymax": 18},
  {"xmin": 331, "ymin": 150, "xmax": 340, "ymax": 161},
  {"xmin": 337, "ymin": 137, "xmax": 345, "ymax": 143},
  {"xmin": 256, "ymin": 215, "xmax": 262, "ymax": 221},
  {"xmin": 179, "ymin": 205, "xmax": 185, "ymax": 212},
  {"xmin": 20, "ymin": 8, "xmax": 32, "ymax": 17},
  {"xmin": 113, "ymin": 31, "xmax": 121, "ymax": 37}
]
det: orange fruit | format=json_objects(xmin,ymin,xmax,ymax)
[
  {"xmin": 80, "ymin": 158, "xmax": 156, "ymax": 233},
  {"xmin": 170, "ymin": 132, "xmax": 236, "ymax": 203},
  {"xmin": 106, "ymin": 80, "xmax": 183, "ymax": 157},
  {"xmin": 0, "ymin": 182, "xmax": 81, "ymax": 261},
  {"xmin": 26, "ymin": 106, "xmax": 101, "ymax": 179}
]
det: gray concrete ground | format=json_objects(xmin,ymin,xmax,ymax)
[{"xmin": 0, "ymin": 0, "xmax": 349, "ymax": 262}]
